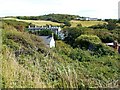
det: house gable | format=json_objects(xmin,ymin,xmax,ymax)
[{"xmin": 40, "ymin": 35, "xmax": 55, "ymax": 48}]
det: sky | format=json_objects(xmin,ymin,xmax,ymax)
[{"xmin": 0, "ymin": 0, "xmax": 120, "ymax": 19}]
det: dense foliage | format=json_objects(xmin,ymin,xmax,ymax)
[
  {"xmin": 75, "ymin": 35, "xmax": 116, "ymax": 56},
  {"xmin": 63, "ymin": 26, "xmax": 120, "ymax": 46},
  {"xmin": 75, "ymin": 35, "xmax": 101, "ymax": 48}
]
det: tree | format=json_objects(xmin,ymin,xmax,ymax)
[
  {"xmin": 75, "ymin": 35, "xmax": 115, "ymax": 56},
  {"xmin": 77, "ymin": 24, "xmax": 82, "ymax": 27},
  {"xmin": 104, "ymin": 19, "xmax": 117, "ymax": 30},
  {"xmin": 63, "ymin": 21, "xmax": 71, "ymax": 27},
  {"xmin": 63, "ymin": 27, "xmax": 84, "ymax": 46},
  {"xmin": 107, "ymin": 21, "xmax": 116, "ymax": 30},
  {"xmin": 117, "ymin": 19, "xmax": 120, "ymax": 23}
]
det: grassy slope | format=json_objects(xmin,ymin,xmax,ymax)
[{"xmin": 70, "ymin": 20, "xmax": 107, "ymax": 27}]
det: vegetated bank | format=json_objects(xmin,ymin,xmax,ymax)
[{"xmin": 1, "ymin": 19, "xmax": 120, "ymax": 88}]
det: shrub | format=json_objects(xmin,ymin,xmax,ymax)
[
  {"xmin": 75, "ymin": 35, "xmax": 101, "ymax": 49},
  {"xmin": 90, "ymin": 43, "xmax": 116, "ymax": 56}
]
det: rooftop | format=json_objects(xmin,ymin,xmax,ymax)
[
  {"xmin": 106, "ymin": 43, "xmax": 114, "ymax": 46},
  {"xmin": 40, "ymin": 36, "xmax": 52, "ymax": 47}
]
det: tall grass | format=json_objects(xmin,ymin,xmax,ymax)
[{"xmin": 2, "ymin": 45, "xmax": 47, "ymax": 88}]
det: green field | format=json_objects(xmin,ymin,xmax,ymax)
[
  {"xmin": 70, "ymin": 20, "xmax": 107, "ymax": 27},
  {"xmin": 3, "ymin": 18, "xmax": 62, "ymax": 26},
  {"xmin": 19, "ymin": 20, "xmax": 62, "ymax": 26}
]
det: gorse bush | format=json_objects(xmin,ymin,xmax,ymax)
[
  {"xmin": 76, "ymin": 35, "xmax": 101, "ymax": 44},
  {"xmin": 75, "ymin": 35, "xmax": 101, "ymax": 48},
  {"xmin": 90, "ymin": 43, "xmax": 116, "ymax": 56}
]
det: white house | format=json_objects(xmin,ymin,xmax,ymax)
[{"xmin": 40, "ymin": 33, "xmax": 55, "ymax": 48}]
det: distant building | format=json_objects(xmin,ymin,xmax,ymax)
[
  {"xmin": 89, "ymin": 18, "xmax": 98, "ymax": 21},
  {"xmin": 75, "ymin": 17, "xmax": 98, "ymax": 21},
  {"xmin": 118, "ymin": 1, "xmax": 120, "ymax": 19},
  {"xmin": 40, "ymin": 33, "xmax": 55, "ymax": 48},
  {"xmin": 28, "ymin": 26, "xmax": 61, "ymax": 35},
  {"xmin": 28, "ymin": 25, "xmax": 65, "ymax": 40},
  {"xmin": 85, "ymin": 17, "xmax": 90, "ymax": 20},
  {"xmin": 106, "ymin": 40, "xmax": 120, "ymax": 54},
  {"xmin": 75, "ymin": 17, "xmax": 90, "ymax": 20},
  {"xmin": 75, "ymin": 17, "xmax": 85, "ymax": 20}
]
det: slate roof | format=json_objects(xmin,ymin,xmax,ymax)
[
  {"xmin": 28, "ymin": 26, "xmax": 60, "ymax": 31},
  {"xmin": 40, "ymin": 36, "xmax": 52, "ymax": 47},
  {"xmin": 106, "ymin": 43, "xmax": 114, "ymax": 46},
  {"xmin": 106, "ymin": 43, "xmax": 120, "ymax": 46}
]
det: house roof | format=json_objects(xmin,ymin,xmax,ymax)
[
  {"xmin": 106, "ymin": 43, "xmax": 114, "ymax": 46},
  {"xmin": 28, "ymin": 26, "xmax": 60, "ymax": 31},
  {"xmin": 106, "ymin": 43, "xmax": 120, "ymax": 46},
  {"xmin": 40, "ymin": 36, "xmax": 52, "ymax": 47}
]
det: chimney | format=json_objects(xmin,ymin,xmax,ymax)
[
  {"xmin": 49, "ymin": 25, "xmax": 51, "ymax": 28},
  {"xmin": 28, "ymin": 25, "xmax": 30, "ymax": 28}
]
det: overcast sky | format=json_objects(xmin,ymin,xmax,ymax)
[{"xmin": 0, "ymin": 0, "xmax": 120, "ymax": 19}]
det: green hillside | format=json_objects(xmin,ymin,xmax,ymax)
[
  {"xmin": 15, "ymin": 14, "xmax": 80, "ymax": 23},
  {"xmin": 1, "ymin": 20, "xmax": 120, "ymax": 88}
]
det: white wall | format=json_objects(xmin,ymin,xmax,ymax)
[{"xmin": 50, "ymin": 37, "xmax": 55, "ymax": 48}]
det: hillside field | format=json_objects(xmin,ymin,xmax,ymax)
[
  {"xmin": 4, "ymin": 18, "xmax": 107, "ymax": 27},
  {"xmin": 70, "ymin": 20, "xmax": 107, "ymax": 27},
  {"xmin": 19, "ymin": 20, "xmax": 62, "ymax": 26},
  {"xmin": 3, "ymin": 18, "xmax": 62, "ymax": 26}
]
